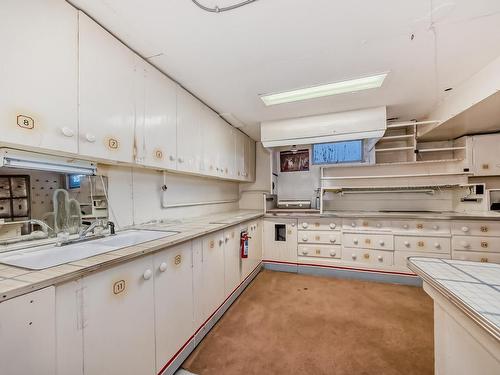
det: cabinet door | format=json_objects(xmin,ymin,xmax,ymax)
[
  {"xmin": 177, "ymin": 87, "xmax": 203, "ymax": 173},
  {"xmin": 0, "ymin": 0, "xmax": 78, "ymax": 153},
  {"xmin": 221, "ymin": 122, "xmax": 236, "ymax": 179},
  {"xmin": 242, "ymin": 220, "xmax": 263, "ymax": 280},
  {"xmin": 234, "ymin": 131, "xmax": 246, "ymax": 180},
  {"xmin": 136, "ymin": 60, "xmax": 177, "ymax": 170},
  {"xmin": 244, "ymin": 137, "xmax": 256, "ymax": 181},
  {"xmin": 224, "ymin": 226, "xmax": 241, "ymax": 296},
  {"xmin": 472, "ymin": 134, "xmax": 500, "ymax": 176},
  {"xmin": 201, "ymin": 106, "xmax": 222, "ymax": 177},
  {"xmin": 201, "ymin": 232, "xmax": 225, "ymax": 318},
  {"xmin": 154, "ymin": 242, "xmax": 193, "ymax": 372},
  {"xmin": 263, "ymin": 219, "xmax": 297, "ymax": 262},
  {"xmin": 82, "ymin": 255, "xmax": 155, "ymax": 375},
  {"xmin": 0, "ymin": 287, "xmax": 56, "ymax": 375},
  {"xmin": 79, "ymin": 12, "xmax": 136, "ymax": 163}
]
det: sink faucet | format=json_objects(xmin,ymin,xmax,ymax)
[
  {"xmin": 28, "ymin": 219, "xmax": 54, "ymax": 237},
  {"xmin": 79, "ymin": 220, "xmax": 106, "ymax": 239}
]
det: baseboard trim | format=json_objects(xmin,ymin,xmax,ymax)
[{"xmin": 263, "ymin": 260, "xmax": 422, "ymax": 287}]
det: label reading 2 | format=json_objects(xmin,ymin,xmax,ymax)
[{"xmin": 107, "ymin": 138, "xmax": 119, "ymax": 150}]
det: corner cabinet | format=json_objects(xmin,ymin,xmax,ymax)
[
  {"xmin": 0, "ymin": 0, "xmax": 78, "ymax": 154},
  {"xmin": 471, "ymin": 133, "xmax": 500, "ymax": 176},
  {"xmin": 78, "ymin": 11, "xmax": 137, "ymax": 163},
  {"xmin": 263, "ymin": 218, "xmax": 298, "ymax": 262}
]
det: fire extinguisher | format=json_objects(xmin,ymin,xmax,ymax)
[{"xmin": 240, "ymin": 230, "xmax": 250, "ymax": 259}]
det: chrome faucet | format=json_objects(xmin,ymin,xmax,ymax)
[
  {"xmin": 28, "ymin": 219, "xmax": 54, "ymax": 237},
  {"xmin": 79, "ymin": 220, "xmax": 106, "ymax": 239}
]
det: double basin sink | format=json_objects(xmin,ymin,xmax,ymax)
[{"xmin": 0, "ymin": 229, "xmax": 178, "ymax": 270}]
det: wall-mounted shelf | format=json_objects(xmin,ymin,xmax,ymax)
[
  {"xmin": 375, "ymin": 146, "xmax": 414, "ymax": 153},
  {"xmin": 416, "ymin": 146, "xmax": 466, "ymax": 153}
]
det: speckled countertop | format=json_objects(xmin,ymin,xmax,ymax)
[
  {"xmin": 0, "ymin": 210, "xmax": 263, "ymax": 302},
  {"xmin": 265, "ymin": 209, "xmax": 500, "ymax": 221}
]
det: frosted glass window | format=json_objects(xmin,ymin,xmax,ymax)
[{"xmin": 312, "ymin": 140, "xmax": 363, "ymax": 165}]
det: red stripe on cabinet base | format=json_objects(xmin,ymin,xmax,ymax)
[{"xmin": 157, "ymin": 261, "xmax": 263, "ymax": 375}]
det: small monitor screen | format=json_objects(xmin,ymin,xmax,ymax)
[
  {"xmin": 68, "ymin": 174, "xmax": 83, "ymax": 189},
  {"xmin": 312, "ymin": 140, "xmax": 363, "ymax": 165}
]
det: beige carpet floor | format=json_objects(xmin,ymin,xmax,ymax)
[{"xmin": 182, "ymin": 269, "xmax": 434, "ymax": 375}]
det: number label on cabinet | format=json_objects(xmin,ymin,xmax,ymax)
[
  {"xmin": 17, "ymin": 114, "xmax": 35, "ymax": 129},
  {"xmin": 154, "ymin": 149, "xmax": 164, "ymax": 160},
  {"xmin": 106, "ymin": 137, "xmax": 120, "ymax": 150},
  {"xmin": 174, "ymin": 254, "xmax": 182, "ymax": 265},
  {"xmin": 113, "ymin": 280, "xmax": 126, "ymax": 295}
]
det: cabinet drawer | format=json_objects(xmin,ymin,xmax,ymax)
[
  {"xmin": 452, "ymin": 221, "xmax": 500, "ymax": 236},
  {"xmin": 392, "ymin": 220, "xmax": 450, "ymax": 234},
  {"xmin": 395, "ymin": 236, "xmax": 450, "ymax": 254},
  {"xmin": 343, "ymin": 219, "xmax": 391, "ymax": 232},
  {"xmin": 452, "ymin": 236, "xmax": 500, "ymax": 253},
  {"xmin": 298, "ymin": 218, "xmax": 341, "ymax": 231},
  {"xmin": 298, "ymin": 231, "xmax": 341, "ymax": 245},
  {"xmin": 343, "ymin": 233, "xmax": 393, "ymax": 250},
  {"xmin": 298, "ymin": 244, "xmax": 341, "ymax": 259},
  {"xmin": 342, "ymin": 248, "xmax": 394, "ymax": 266},
  {"xmin": 394, "ymin": 251, "xmax": 449, "ymax": 271},
  {"xmin": 452, "ymin": 250, "xmax": 500, "ymax": 264}
]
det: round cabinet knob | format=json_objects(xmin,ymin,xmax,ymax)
[
  {"xmin": 433, "ymin": 225, "xmax": 439, "ymax": 230},
  {"xmin": 291, "ymin": 223, "xmax": 296, "ymax": 227},
  {"xmin": 330, "ymin": 251, "xmax": 336, "ymax": 257},
  {"xmin": 225, "ymin": 236, "xmax": 229, "ymax": 242},
  {"xmin": 61, "ymin": 127, "xmax": 74, "ymax": 137},
  {"xmin": 143, "ymin": 269, "xmax": 153, "ymax": 280},
  {"xmin": 329, "ymin": 237, "xmax": 336, "ymax": 243},
  {"xmin": 351, "ymin": 222, "xmax": 356, "ymax": 227},
  {"xmin": 329, "ymin": 223, "xmax": 336, "ymax": 229},
  {"xmin": 352, "ymin": 254, "xmax": 357, "ymax": 260},
  {"xmin": 461, "ymin": 226, "xmax": 469, "ymax": 233},
  {"xmin": 159, "ymin": 262, "xmax": 167, "ymax": 272},
  {"xmin": 378, "ymin": 255, "xmax": 383, "ymax": 262},
  {"xmin": 302, "ymin": 236, "xmax": 308, "ymax": 242},
  {"xmin": 403, "ymin": 224, "xmax": 409, "ymax": 229},
  {"xmin": 169, "ymin": 155, "xmax": 176, "ymax": 161},
  {"xmin": 379, "ymin": 241, "xmax": 385, "ymax": 246},
  {"xmin": 85, "ymin": 133, "xmax": 96, "ymax": 143},
  {"xmin": 218, "ymin": 239, "xmax": 224, "ymax": 246},
  {"xmin": 353, "ymin": 239, "xmax": 359, "ymax": 245},
  {"xmin": 178, "ymin": 157, "xmax": 184, "ymax": 163},
  {"xmin": 460, "ymin": 241, "xmax": 470, "ymax": 248},
  {"xmin": 302, "ymin": 222, "xmax": 308, "ymax": 228},
  {"xmin": 404, "ymin": 241, "xmax": 410, "ymax": 247},
  {"xmin": 376, "ymin": 223, "xmax": 382, "ymax": 228},
  {"xmin": 302, "ymin": 250, "xmax": 308, "ymax": 255},
  {"xmin": 434, "ymin": 243, "xmax": 441, "ymax": 249}
]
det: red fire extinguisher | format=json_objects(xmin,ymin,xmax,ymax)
[{"xmin": 240, "ymin": 230, "xmax": 250, "ymax": 259}]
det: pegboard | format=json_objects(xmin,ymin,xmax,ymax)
[{"xmin": 30, "ymin": 172, "xmax": 64, "ymax": 220}]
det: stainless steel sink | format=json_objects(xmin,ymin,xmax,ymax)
[{"xmin": 0, "ymin": 229, "xmax": 178, "ymax": 270}]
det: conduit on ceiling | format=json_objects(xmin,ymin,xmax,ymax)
[{"xmin": 191, "ymin": 0, "xmax": 259, "ymax": 13}]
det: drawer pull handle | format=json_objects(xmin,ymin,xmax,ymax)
[
  {"xmin": 352, "ymin": 254, "xmax": 357, "ymax": 260},
  {"xmin": 353, "ymin": 239, "xmax": 359, "ymax": 245},
  {"xmin": 329, "ymin": 223, "xmax": 336, "ymax": 229},
  {"xmin": 376, "ymin": 223, "xmax": 382, "ymax": 228},
  {"xmin": 143, "ymin": 269, "xmax": 153, "ymax": 280},
  {"xmin": 291, "ymin": 223, "xmax": 295, "ymax": 227},
  {"xmin": 481, "ymin": 241, "xmax": 488, "ymax": 248},
  {"xmin": 379, "ymin": 241, "xmax": 385, "ymax": 246},
  {"xmin": 302, "ymin": 237, "xmax": 308, "ymax": 242},
  {"xmin": 61, "ymin": 127, "xmax": 75, "ymax": 137},
  {"xmin": 433, "ymin": 225, "xmax": 439, "ymax": 230},
  {"xmin": 302, "ymin": 250, "xmax": 308, "ymax": 255},
  {"xmin": 480, "ymin": 226, "xmax": 488, "ymax": 233},
  {"xmin": 351, "ymin": 222, "xmax": 356, "ymax": 227},
  {"xmin": 302, "ymin": 222, "xmax": 308, "ymax": 228},
  {"xmin": 378, "ymin": 255, "xmax": 383, "ymax": 262},
  {"xmin": 434, "ymin": 243, "xmax": 441, "ymax": 249},
  {"xmin": 330, "ymin": 251, "xmax": 336, "ymax": 257},
  {"xmin": 460, "ymin": 241, "xmax": 470, "ymax": 248},
  {"xmin": 404, "ymin": 241, "xmax": 410, "ymax": 247},
  {"xmin": 330, "ymin": 238, "xmax": 336, "ymax": 243},
  {"xmin": 461, "ymin": 226, "xmax": 469, "ymax": 233},
  {"xmin": 159, "ymin": 262, "xmax": 167, "ymax": 272},
  {"xmin": 403, "ymin": 224, "xmax": 409, "ymax": 229}
]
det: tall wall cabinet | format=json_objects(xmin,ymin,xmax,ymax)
[{"xmin": 0, "ymin": 2, "xmax": 255, "ymax": 182}]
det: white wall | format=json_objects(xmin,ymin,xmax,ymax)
[
  {"xmin": 100, "ymin": 165, "xmax": 239, "ymax": 229},
  {"xmin": 239, "ymin": 142, "xmax": 272, "ymax": 210}
]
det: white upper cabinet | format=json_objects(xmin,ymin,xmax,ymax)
[
  {"xmin": 221, "ymin": 122, "xmax": 236, "ymax": 179},
  {"xmin": 135, "ymin": 59, "xmax": 177, "ymax": 170},
  {"xmin": 244, "ymin": 137, "xmax": 256, "ymax": 181},
  {"xmin": 200, "ymin": 105, "xmax": 220, "ymax": 176},
  {"xmin": 176, "ymin": 86, "xmax": 203, "ymax": 174},
  {"xmin": 78, "ymin": 12, "xmax": 136, "ymax": 163},
  {"xmin": 0, "ymin": 0, "xmax": 78, "ymax": 154},
  {"xmin": 472, "ymin": 133, "xmax": 500, "ymax": 176},
  {"xmin": 235, "ymin": 131, "xmax": 246, "ymax": 180}
]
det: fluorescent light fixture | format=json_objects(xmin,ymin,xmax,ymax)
[
  {"xmin": 0, "ymin": 149, "xmax": 96, "ymax": 175},
  {"xmin": 260, "ymin": 73, "xmax": 388, "ymax": 106}
]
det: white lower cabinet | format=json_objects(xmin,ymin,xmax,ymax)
[
  {"xmin": 200, "ymin": 232, "xmax": 226, "ymax": 320},
  {"xmin": 242, "ymin": 220, "xmax": 263, "ymax": 281},
  {"xmin": 263, "ymin": 218, "xmax": 298, "ymax": 262},
  {"xmin": 154, "ymin": 242, "xmax": 194, "ymax": 372},
  {"xmin": 0, "ymin": 287, "xmax": 56, "ymax": 375},
  {"xmin": 342, "ymin": 248, "xmax": 394, "ymax": 267},
  {"xmin": 224, "ymin": 225, "xmax": 242, "ymax": 297},
  {"xmin": 82, "ymin": 255, "xmax": 156, "ymax": 375}
]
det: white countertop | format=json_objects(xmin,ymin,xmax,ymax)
[{"xmin": 408, "ymin": 257, "xmax": 500, "ymax": 341}]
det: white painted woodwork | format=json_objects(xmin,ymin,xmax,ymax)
[
  {"xmin": 78, "ymin": 11, "xmax": 136, "ymax": 163},
  {"xmin": 82, "ymin": 255, "xmax": 156, "ymax": 375},
  {"xmin": 342, "ymin": 219, "xmax": 392, "ymax": 232},
  {"xmin": 235, "ymin": 131, "xmax": 246, "ymax": 179},
  {"xmin": 223, "ymin": 226, "xmax": 241, "ymax": 296},
  {"xmin": 200, "ymin": 232, "xmax": 226, "ymax": 320},
  {"xmin": 472, "ymin": 133, "xmax": 500, "ymax": 176},
  {"xmin": 242, "ymin": 219, "xmax": 263, "ymax": 281},
  {"xmin": 452, "ymin": 221, "xmax": 500, "ymax": 237},
  {"xmin": 452, "ymin": 236, "xmax": 500, "ymax": 252},
  {"xmin": 0, "ymin": 287, "xmax": 56, "ymax": 375},
  {"xmin": 299, "ymin": 218, "xmax": 341, "ymax": 231},
  {"xmin": 394, "ymin": 251, "xmax": 450, "ymax": 272},
  {"xmin": 201, "ymin": 106, "xmax": 221, "ymax": 176},
  {"xmin": 395, "ymin": 236, "xmax": 450, "ymax": 254},
  {"xmin": 135, "ymin": 59, "xmax": 177, "ymax": 170},
  {"xmin": 153, "ymin": 242, "xmax": 194, "ymax": 372},
  {"xmin": 176, "ymin": 86, "xmax": 203, "ymax": 174},
  {"xmin": 298, "ymin": 244, "xmax": 342, "ymax": 259},
  {"xmin": 191, "ymin": 238, "xmax": 204, "ymax": 328},
  {"xmin": 343, "ymin": 233, "xmax": 394, "ymax": 251},
  {"xmin": 244, "ymin": 137, "xmax": 256, "ymax": 181},
  {"xmin": 452, "ymin": 250, "xmax": 500, "ymax": 264},
  {"xmin": 342, "ymin": 248, "xmax": 394, "ymax": 266},
  {"xmin": 263, "ymin": 218, "xmax": 298, "ymax": 262},
  {"xmin": 392, "ymin": 220, "xmax": 451, "ymax": 235},
  {"xmin": 0, "ymin": 0, "xmax": 78, "ymax": 154},
  {"xmin": 299, "ymin": 230, "xmax": 341, "ymax": 245},
  {"xmin": 55, "ymin": 280, "xmax": 84, "ymax": 375}
]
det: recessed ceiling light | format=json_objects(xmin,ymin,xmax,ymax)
[{"xmin": 259, "ymin": 73, "xmax": 388, "ymax": 106}]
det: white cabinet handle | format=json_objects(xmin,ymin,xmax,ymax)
[
  {"xmin": 434, "ymin": 243, "xmax": 441, "ymax": 249},
  {"xmin": 61, "ymin": 127, "xmax": 74, "ymax": 137},
  {"xmin": 460, "ymin": 241, "xmax": 470, "ymax": 248},
  {"xmin": 85, "ymin": 133, "xmax": 96, "ymax": 143},
  {"xmin": 178, "ymin": 157, "xmax": 184, "ymax": 163},
  {"xmin": 352, "ymin": 254, "xmax": 357, "ymax": 260},
  {"xmin": 329, "ymin": 238, "xmax": 336, "ymax": 243},
  {"xmin": 291, "ymin": 223, "xmax": 296, "ymax": 227},
  {"xmin": 143, "ymin": 269, "xmax": 153, "ymax": 280},
  {"xmin": 159, "ymin": 262, "xmax": 167, "ymax": 272},
  {"xmin": 218, "ymin": 239, "xmax": 224, "ymax": 246},
  {"xmin": 169, "ymin": 155, "xmax": 176, "ymax": 161},
  {"xmin": 379, "ymin": 241, "xmax": 385, "ymax": 246},
  {"xmin": 302, "ymin": 237, "xmax": 308, "ymax": 242},
  {"xmin": 433, "ymin": 225, "xmax": 439, "ymax": 230},
  {"xmin": 302, "ymin": 222, "xmax": 308, "ymax": 228},
  {"xmin": 329, "ymin": 223, "xmax": 336, "ymax": 229},
  {"xmin": 404, "ymin": 241, "xmax": 410, "ymax": 247},
  {"xmin": 330, "ymin": 251, "xmax": 336, "ymax": 257},
  {"xmin": 403, "ymin": 224, "xmax": 409, "ymax": 229},
  {"xmin": 461, "ymin": 226, "xmax": 470, "ymax": 233},
  {"xmin": 353, "ymin": 239, "xmax": 359, "ymax": 245},
  {"xmin": 301, "ymin": 250, "xmax": 308, "ymax": 255},
  {"xmin": 376, "ymin": 223, "xmax": 382, "ymax": 228},
  {"xmin": 225, "ymin": 236, "xmax": 229, "ymax": 242},
  {"xmin": 351, "ymin": 222, "xmax": 356, "ymax": 227},
  {"xmin": 378, "ymin": 255, "xmax": 383, "ymax": 262}
]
